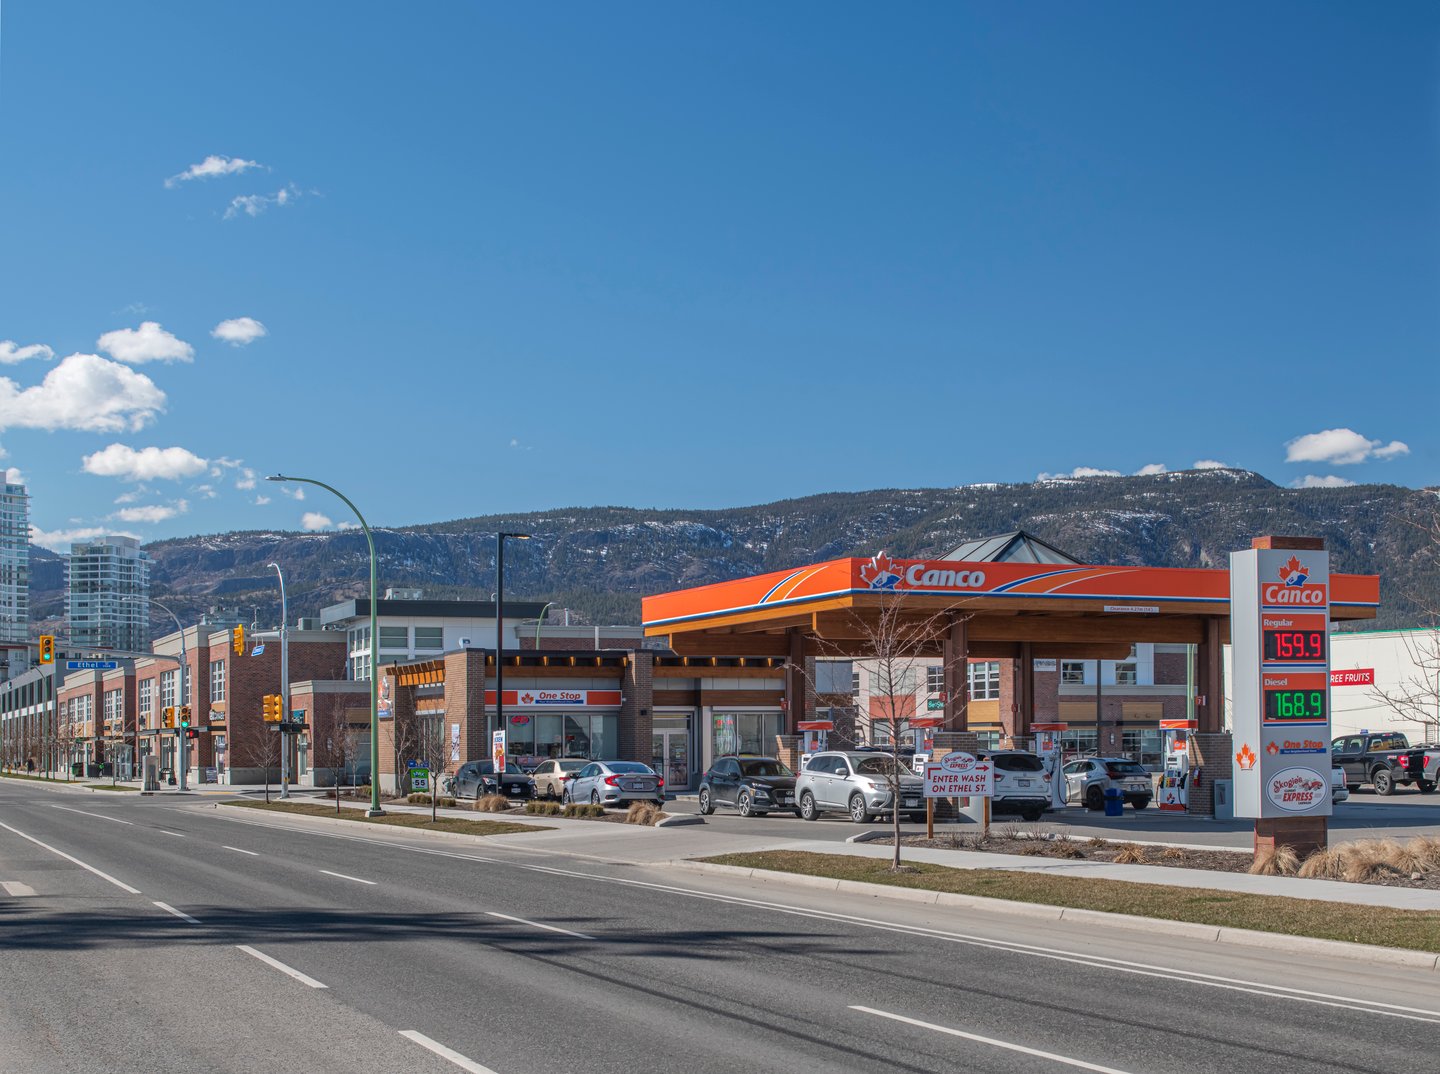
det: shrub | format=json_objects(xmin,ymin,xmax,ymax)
[
  {"xmin": 1052, "ymin": 840, "xmax": 1085, "ymax": 860},
  {"xmin": 1159, "ymin": 846, "xmax": 1187, "ymax": 862},
  {"xmin": 525, "ymin": 801, "xmax": 563, "ymax": 815},
  {"xmin": 406, "ymin": 793, "xmax": 457, "ymax": 807},
  {"xmin": 626, "ymin": 802, "xmax": 666, "ymax": 826},
  {"xmin": 1407, "ymin": 835, "xmax": 1440, "ymax": 870},
  {"xmin": 1339, "ymin": 841, "xmax": 1403, "ymax": 884},
  {"xmin": 473, "ymin": 794, "xmax": 511, "ymax": 812},
  {"xmin": 1297, "ymin": 847, "xmax": 1346, "ymax": 880},
  {"xmin": 1248, "ymin": 845, "xmax": 1299, "ymax": 876},
  {"xmin": 562, "ymin": 803, "xmax": 607, "ymax": 818},
  {"xmin": 1018, "ymin": 842, "xmax": 1048, "ymax": 856},
  {"xmin": 1113, "ymin": 843, "xmax": 1149, "ymax": 865}
]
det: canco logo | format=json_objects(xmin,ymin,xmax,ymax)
[
  {"xmin": 1263, "ymin": 555, "xmax": 1324, "ymax": 605},
  {"xmin": 861, "ymin": 553, "xmax": 986, "ymax": 591}
]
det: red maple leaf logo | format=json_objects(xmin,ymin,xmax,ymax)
[
  {"xmin": 1236, "ymin": 744, "xmax": 1257, "ymax": 770},
  {"xmin": 1278, "ymin": 555, "xmax": 1308, "ymax": 585},
  {"xmin": 519, "ymin": 692, "xmax": 534, "ymax": 704},
  {"xmin": 1266, "ymin": 742, "xmax": 1279, "ymax": 755}
]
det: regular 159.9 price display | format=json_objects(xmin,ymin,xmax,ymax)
[
  {"xmin": 1263, "ymin": 688, "xmax": 1327, "ymax": 721},
  {"xmin": 1262, "ymin": 629, "xmax": 1326, "ymax": 662}
]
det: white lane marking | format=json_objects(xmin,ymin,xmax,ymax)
[
  {"xmin": 398, "ymin": 1030, "xmax": 501, "ymax": 1074},
  {"xmin": 50, "ymin": 804, "xmax": 133, "ymax": 825},
  {"xmin": 485, "ymin": 911, "xmax": 594, "ymax": 940},
  {"xmin": 153, "ymin": 901, "xmax": 200, "ymax": 924},
  {"xmin": 223, "ymin": 846, "xmax": 259, "ymax": 856},
  {"xmin": 203, "ymin": 808, "xmax": 1440, "ymax": 1023},
  {"xmin": 852, "ymin": 1007, "xmax": 1135, "ymax": 1074},
  {"xmin": 158, "ymin": 830, "xmax": 185, "ymax": 838},
  {"xmin": 0, "ymin": 881, "xmax": 36, "ymax": 897},
  {"xmin": 319, "ymin": 868, "xmax": 377, "ymax": 886},
  {"xmin": 236, "ymin": 945, "xmax": 327, "ymax": 989},
  {"xmin": 0, "ymin": 819, "xmax": 141, "ymax": 894}
]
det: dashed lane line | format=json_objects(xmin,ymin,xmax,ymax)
[
  {"xmin": 399, "ymin": 1030, "xmax": 502, "ymax": 1074},
  {"xmin": 236, "ymin": 945, "xmax": 327, "ymax": 989},
  {"xmin": 0, "ymin": 819, "xmax": 140, "ymax": 894},
  {"xmin": 484, "ymin": 911, "xmax": 594, "ymax": 940}
]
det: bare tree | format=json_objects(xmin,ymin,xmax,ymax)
[
  {"xmin": 236, "ymin": 721, "xmax": 282, "ymax": 803},
  {"xmin": 1368, "ymin": 512, "xmax": 1440, "ymax": 744},
  {"xmin": 316, "ymin": 697, "xmax": 364, "ymax": 814},
  {"xmin": 411, "ymin": 714, "xmax": 454, "ymax": 822}
]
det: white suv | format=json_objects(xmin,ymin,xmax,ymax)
[
  {"xmin": 975, "ymin": 749, "xmax": 1050, "ymax": 822},
  {"xmin": 795, "ymin": 751, "xmax": 926, "ymax": 823}
]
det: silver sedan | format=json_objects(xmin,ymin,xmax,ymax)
[{"xmin": 564, "ymin": 760, "xmax": 664, "ymax": 807}]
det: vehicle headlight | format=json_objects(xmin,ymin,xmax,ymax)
[{"xmin": 751, "ymin": 787, "xmax": 770, "ymax": 797}]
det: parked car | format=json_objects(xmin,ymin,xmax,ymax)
[
  {"xmin": 452, "ymin": 759, "xmax": 535, "ymax": 800},
  {"xmin": 795, "ymin": 751, "xmax": 925, "ymax": 823},
  {"xmin": 1062, "ymin": 756, "xmax": 1153, "ymax": 811},
  {"xmin": 565, "ymin": 760, "xmax": 664, "ymax": 807},
  {"xmin": 974, "ymin": 749, "xmax": 1050, "ymax": 822},
  {"xmin": 530, "ymin": 758, "xmax": 589, "ymax": 799},
  {"xmin": 1331, "ymin": 766, "xmax": 1349, "ymax": 803},
  {"xmin": 1330, "ymin": 732, "xmax": 1440, "ymax": 795},
  {"xmin": 698, "ymin": 755, "xmax": 798, "ymax": 817}
]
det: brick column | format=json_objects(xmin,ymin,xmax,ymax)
[
  {"xmin": 1186, "ymin": 730, "xmax": 1232, "ymax": 817},
  {"xmin": 943, "ymin": 617, "xmax": 969, "ymax": 731},
  {"xmin": 775, "ymin": 734, "xmax": 801, "ymax": 771},
  {"xmin": 620, "ymin": 650, "xmax": 654, "ymax": 763}
]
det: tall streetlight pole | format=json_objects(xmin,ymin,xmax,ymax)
[
  {"xmin": 268, "ymin": 562, "xmax": 290, "ymax": 799},
  {"xmin": 268, "ymin": 475, "xmax": 384, "ymax": 817},
  {"xmin": 495, "ymin": 533, "xmax": 531, "ymax": 755},
  {"xmin": 126, "ymin": 595, "xmax": 190, "ymax": 791},
  {"xmin": 533, "ymin": 601, "xmax": 554, "ymax": 649}
]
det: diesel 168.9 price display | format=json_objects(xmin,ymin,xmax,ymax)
[{"xmin": 1263, "ymin": 688, "xmax": 1327, "ymax": 722}]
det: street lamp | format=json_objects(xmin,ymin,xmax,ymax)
[
  {"xmin": 268, "ymin": 562, "xmax": 290, "ymax": 799},
  {"xmin": 125, "ymin": 595, "xmax": 190, "ymax": 791},
  {"xmin": 268, "ymin": 474, "xmax": 383, "ymax": 817},
  {"xmin": 495, "ymin": 533, "xmax": 532, "ymax": 754},
  {"xmin": 533, "ymin": 601, "xmax": 554, "ymax": 649}
]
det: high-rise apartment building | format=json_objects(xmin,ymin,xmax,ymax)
[
  {"xmin": 0, "ymin": 478, "xmax": 28, "ymax": 647},
  {"xmin": 67, "ymin": 535, "xmax": 150, "ymax": 653}
]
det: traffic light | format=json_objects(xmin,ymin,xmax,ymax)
[
  {"xmin": 232, "ymin": 624, "xmax": 246, "ymax": 656},
  {"xmin": 163, "ymin": 707, "xmax": 176, "ymax": 728},
  {"xmin": 263, "ymin": 694, "xmax": 282, "ymax": 722},
  {"xmin": 178, "ymin": 705, "xmax": 192, "ymax": 729},
  {"xmin": 185, "ymin": 727, "xmax": 200, "ymax": 741},
  {"xmin": 38, "ymin": 635, "xmax": 54, "ymax": 665}
]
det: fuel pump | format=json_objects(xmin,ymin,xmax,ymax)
[
  {"xmin": 1158, "ymin": 719, "xmax": 1196, "ymax": 813},
  {"xmin": 797, "ymin": 719, "xmax": 832, "ymax": 759},
  {"xmin": 1032, "ymin": 723, "xmax": 1068, "ymax": 809}
]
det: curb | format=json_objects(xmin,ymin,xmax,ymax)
[
  {"xmin": 0, "ymin": 776, "xmax": 102, "ymax": 795},
  {"xmin": 207, "ymin": 801, "xmax": 686, "ymax": 840},
  {"xmin": 655, "ymin": 814, "xmax": 704, "ymax": 828},
  {"xmin": 663, "ymin": 860, "xmax": 1440, "ymax": 972}
]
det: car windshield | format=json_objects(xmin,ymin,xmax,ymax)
[
  {"xmin": 557, "ymin": 759, "xmax": 587, "ymax": 771},
  {"xmin": 607, "ymin": 762, "xmax": 654, "ymax": 774},
  {"xmin": 740, "ymin": 759, "xmax": 793, "ymax": 777},
  {"xmin": 476, "ymin": 762, "xmax": 525, "ymax": 775},
  {"xmin": 853, "ymin": 757, "xmax": 912, "ymax": 776},
  {"xmin": 989, "ymin": 754, "xmax": 1045, "ymax": 772},
  {"xmin": 1106, "ymin": 761, "xmax": 1148, "ymax": 775}
]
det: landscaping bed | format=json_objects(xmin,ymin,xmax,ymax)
[{"xmin": 232, "ymin": 799, "xmax": 542, "ymax": 836}]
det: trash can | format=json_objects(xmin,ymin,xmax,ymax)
[
  {"xmin": 1103, "ymin": 787, "xmax": 1125, "ymax": 817},
  {"xmin": 70, "ymin": 762, "xmax": 84, "ymax": 778}
]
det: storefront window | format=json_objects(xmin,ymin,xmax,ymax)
[
  {"xmin": 510, "ymin": 712, "xmax": 617, "ymax": 765},
  {"xmin": 1061, "ymin": 728, "xmax": 1098, "ymax": 758},
  {"xmin": 1122, "ymin": 729, "xmax": 1162, "ymax": 768},
  {"xmin": 712, "ymin": 712, "xmax": 782, "ymax": 758}
]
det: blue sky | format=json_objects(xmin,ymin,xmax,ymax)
[{"xmin": 1, "ymin": 2, "xmax": 1435, "ymax": 549}]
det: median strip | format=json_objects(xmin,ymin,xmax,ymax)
[{"xmin": 231, "ymin": 800, "xmax": 540, "ymax": 836}]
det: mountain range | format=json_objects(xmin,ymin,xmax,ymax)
[{"xmin": 28, "ymin": 469, "xmax": 1440, "ymax": 633}]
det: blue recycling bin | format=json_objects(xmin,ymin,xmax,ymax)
[{"xmin": 1103, "ymin": 787, "xmax": 1125, "ymax": 817}]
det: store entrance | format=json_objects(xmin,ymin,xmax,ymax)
[{"xmin": 652, "ymin": 716, "xmax": 692, "ymax": 791}]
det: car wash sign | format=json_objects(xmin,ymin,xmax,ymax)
[
  {"xmin": 923, "ymin": 752, "xmax": 993, "ymax": 798},
  {"xmin": 1230, "ymin": 546, "xmax": 1332, "ymax": 820}
]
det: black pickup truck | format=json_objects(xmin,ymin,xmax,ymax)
[{"xmin": 1331, "ymin": 732, "xmax": 1440, "ymax": 795}]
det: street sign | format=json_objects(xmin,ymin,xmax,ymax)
[
  {"xmin": 66, "ymin": 660, "xmax": 119, "ymax": 670},
  {"xmin": 409, "ymin": 766, "xmax": 430, "ymax": 793},
  {"xmin": 923, "ymin": 752, "xmax": 993, "ymax": 798},
  {"xmin": 251, "ymin": 644, "xmax": 265, "ymax": 656},
  {"xmin": 925, "ymin": 698, "xmax": 944, "ymax": 711}
]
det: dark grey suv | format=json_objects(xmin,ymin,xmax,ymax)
[
  {"xmin": 698, "ymin": 756, "xmax": 798, "ymax": 817},
  {"xmin": 795, "ymin": 751, "xmax": 925, "ymax": 823}
]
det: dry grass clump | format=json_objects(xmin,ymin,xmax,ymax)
[
  {"xmin": 1052, "ymin": 839, "xmax": 1086, "ymax": 860},
  {"xmin": 1339, "ymin": 841, "xmax": 1405, "ymax": 884},
  {"xmin": 1297, "ymin": 847, "xmax": 1346, "ymax": 880},
  {"xmin": 1113, "ymin": 843, "xmax": 1149, "ymax": 865},
  {"xmin": 1087, "ymin": 838, "xmax": 1108, "ymax": 849},
  {"xmin": 473, "ymin": 794, "xmax": 512, "ymax": 813},
  {"xmin": 1249, "ymin": 845, "xmax": 1299, "ymax": 876},
  {"xmin": 406, "ymin": 793, "xmax": 457, "ymax": 807},
  {"xmin": 525, "ymin": 801, "xmax": 563, "ymax": 816},
  {"xmin": 1407, "ymin": 835, "xmax": 1440, "ymax": 870},
  {"xmin": 1018, "ymin": 842, "xmax": 1049, "ymax": 856},
  {"xmin": 626, "ymin": 802, "xmax": 667, "ymax": 826},
  {"xmin": 562, "ymin": 802, "xmax": 607, "ymax": 818},
  {"xmin": 1159, "ymin": 846, "xmax": 1187, "ymax": 862}
]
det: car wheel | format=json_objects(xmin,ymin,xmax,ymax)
[
  {"xmin": 1418, "ymin": 780, "xmax": 1436, "ymax": 795},
  {"xmin": 737, "ymin": 790, "xmax": 755, "ymax": 817},
  {"xmin": 1345, "ymin": 784, "xmax": 1360, "ymax": 795},
  {"xmin": 1130, "ymin": 797, "xmax": 1150, "ymax": 810},
  {"xmin": 562, "ymin": 785, "xmax": 572, "ymax": 805},
  {"xmin": 1374, "ymin": 769, "xmax": 1394, "ymax": 796},
  {"xmin": 1084, "ymin": 785, "xmax": 1104, "ymax": 811},
  {"xmin": 590, "ymin": 790, "xmax": 602, "ymax": 806},
  {"xmin": 697, "ymin": 787, "xmax": 715, "ymax": 815},
  {"xmin": 849, "ymin": 793, "xmax": 869, "ymax": 824},
  {"xmin": 1022, "ymin": 807, "xmax": 1044, "ymax": 822},
  {"xmin": 907, "ymin": 812, "xmax": 926, "ymax": 824},
  {"xmin": 798, "ymin": 791, "xmax": 819, "ymax": 821}
]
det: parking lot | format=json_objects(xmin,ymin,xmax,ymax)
[{"xmin": 666, "ymin": 786, "xmax": 1440, "ymax": 848}]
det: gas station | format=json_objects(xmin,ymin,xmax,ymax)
[{"xmin": 643, "ymin": 537, "xmax": 1379, "ymax": 842}]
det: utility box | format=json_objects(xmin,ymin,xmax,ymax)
[
  {"xmin": 1213, "ymin": 779, "xmax": 1234, "ymax": 821},
  {"xmin": 142, "ymin": 756, "xmax": 160, "ymax": 792}
]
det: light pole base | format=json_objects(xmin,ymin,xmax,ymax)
[{"xmin": 365, "ymin": 808, "xmax": 385, "ymax": 818}]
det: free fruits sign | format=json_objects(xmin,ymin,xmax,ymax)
[
  {"xmin": 923, "ymin": 752, "xmax": 994, "ymax": 798},
  {"xmin": 1230, "ymin": 546, "xmax": 1333, "ymax": 820}
]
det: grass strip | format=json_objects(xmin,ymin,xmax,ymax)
[
  {"xmin": 86, "ymin": 784, "xmax": 139, "ymax": 792},
  {"xmin": 233, "ymin": 799, "xmax": 543, "ymax": 837},
  {"xmin": 1, "ymin": 772, "xmax": 78, "ymax": 784},
  {"xmin": 701, "ymin": 850, "xmax": 1440, "ymax": 954}
]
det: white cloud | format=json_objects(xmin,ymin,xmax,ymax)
[
  {"xmin": 194, "ymin": 483, "xmax": 218, "ymax": 499},
  {"xmin": 112, "ymin": 500, "xmax": 188, "ymax": 524},
  {"xmin": 1193, "ymin": 459, "xmax": 1231, "ymax": 470},
  {"xmin": 1134, "ymin": 463, "xmax": 1168, "ymax": 476},
  {"xmin": 96, "ymin": 322, "xmax": 194, "ymax": 364},
  {"xmin": 0, "ymin": 354, "xmax": 166, "ymax": 433},
  {"xmin": 5, "ymin": 467, "xmax": 23, "ymax": 484},
  {"xmin": 0, "ymin": 341, "xmax": 54, "ymax": 364},
  {"xmin": 83, "ymin": 444, "xmax": 207, "ymax": 482},
  {"xmin": 1292, "ymin": 475, "xmax": 1357, "ymax": 489},
  {"xmin": 1037, "ymin": 466, "xmax": 1122, "ymax": 480},
  {"xmin": 29, "ymin": 525, "xmax": 139, "ymax": 552},
  {"xmin": 301, "ymin": 511, "xmax": 333, "ymax": 531},
  {"xmin": 253, "ymin": 495, "xmax": 271, "ymax": 506},
  {"xmin": 113, "ymin": 487, "xmax": 149, "ymax": 504},
  {"xmin": 235, "ymin": 468, "xmax": 257, "ymax": 490},
  {"xmin": 211, "ymin": 317, "xmax": 268, "ymax": 346},
  {"xmin": 165, "ymin": 155, "xmax": 263, "ymax": 188},
  {"xmin": 337, "ymin": 521, "xmax": 360, "ymax": 531},
  {"xmin": 224, "ymin": 183, "xmax": 301, "ymax": 219},
  {"xmin": 1284, "ymin": 428, "xmax": 1409, "ymax": 466},
  {"xmin": 281, "ymin": 486, "xmax": 305, "ymax": 500}
]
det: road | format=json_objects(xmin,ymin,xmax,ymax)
[{"xmin": 0, "ymin": 781, "xmax": 1432, "ymax": 1074}]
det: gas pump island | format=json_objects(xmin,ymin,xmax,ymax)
[{"xmin": 1230, "ymin": 537, "xmax": 1333, "ymax": 855}]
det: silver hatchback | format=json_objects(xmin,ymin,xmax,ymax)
[{"xmin": 795, "ymin": 751, "xmax": 926, "ymax": 823}]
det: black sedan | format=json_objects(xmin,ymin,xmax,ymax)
[
  {"xmin": 453, "ymin": 759, "xmax": 535, "ymax": 800},
  {"xmin": 698, "ymin": 755, "xmax": 798, "ymax": 817}
]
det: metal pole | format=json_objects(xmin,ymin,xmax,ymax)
[
  {"xmin": 496, "ymin": 534, "xmax": 505, "ymax": 750},
  {"xmin": 268, "ymin": 475, "xmax": 383, "ymax": 816},
  {"xmin": 270, "ymin": 563, "xmax": 290, "ymax": 799},
  {"xmin": 534, "ymin": 602, "xmax": 553, "ymax": 649}
]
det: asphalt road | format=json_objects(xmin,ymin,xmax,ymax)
[{"xmin": 0, "ymin": 780, "xmax": 1434, "ymax": 1074}]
